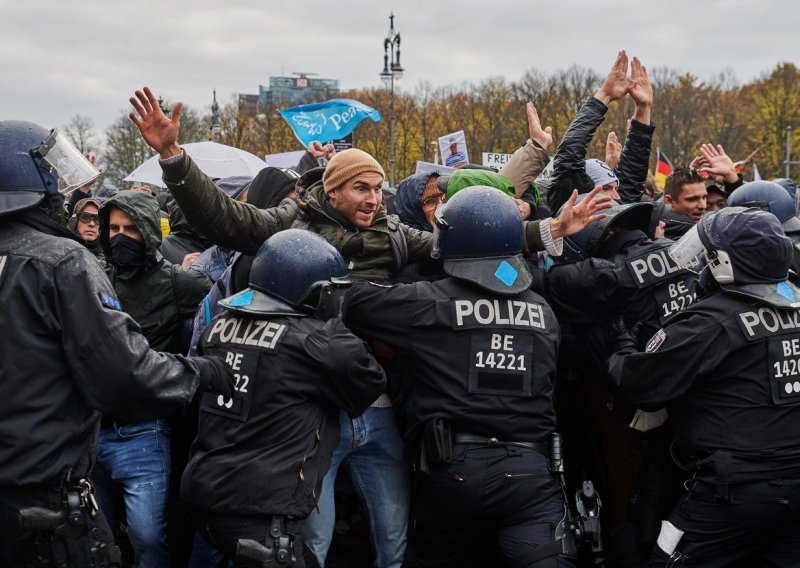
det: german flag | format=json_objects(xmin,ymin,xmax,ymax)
[{"xmin": 655, "ymin": 149, "xmax": 673, "ymax": 189}]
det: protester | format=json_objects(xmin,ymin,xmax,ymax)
[
  {"xmin": 543, "ymin": 51, "xmax": 655, "ymax": 212},
  {"xmin": 92, "ymin": 190, "xmax": 211, "ymax": 566},
  {"xmin": 68, "ymin": 196, "xmax": 103, "ymax": 257}
]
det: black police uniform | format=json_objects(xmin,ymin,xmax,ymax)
[
  {"xmin": 536, "ymin": 230, "xmax": 698, "ymax": 367},
  {"xmin": 343, "ymin": 277, "xmax": 573, "ymax": 568},
  {"xmin": 0, "ymin": 210, "xmax": 208, "ymax": 566},
  {"xmin": 607, "ymin": 291, "xmax": 800, "ymax": 565},
  {"xmin": 181, "ymin": 290, "xmax": 386, "ymax": 566},
  {"xmin": 535, "ymin": 230, "xmax": 698, "ymax": 563}
]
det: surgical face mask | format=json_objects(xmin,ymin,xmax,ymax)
[{"xmin": 109, "ymin": 233, "xmax": 146, "ymax": 267}]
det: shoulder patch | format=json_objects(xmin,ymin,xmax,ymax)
[
  {"xmin": 99, "ymin": 292, "xmax": 121, "ymax": 311},
  {"xmin": 645, "ymin": 329, "xmax": 667, "ymax": 352}
]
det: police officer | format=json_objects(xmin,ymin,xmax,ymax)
[
  {"xmin": 0, "ymin": 121, "xmax": 234, "ymax": 567},
  {"xmin": 607, "ymin": 207, "xmax": 800, "ymax": 565},
  {"xmin": 727, "ymin": 179, "xmax": 800, "ymax": 271},
  {"xmin": 342, "ymin": 186, "xmax": 574, "ymax": 567},
  {"xmin": 181, "ymin": 229, "xmax": 386, "ymax": 567},
  {"xmin": 533, "ymin": 200, "xmax": 699, "ymax": 564}
]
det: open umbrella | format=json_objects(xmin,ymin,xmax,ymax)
[{"xmin": 124, "ymin": 141, "xmax": 267, "ymax": 187}]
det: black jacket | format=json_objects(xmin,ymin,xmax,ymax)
[
  {"xmin": 0, "ymin": 210, "xmax": 202, "ymax": 487},
  {"xmin": 181, "ymin": 297, "xmax": 385, "ymax": 516},
  {"xmin": 533, "ymin": 231, "xmax": 698, "ymax": 367},
  {"xmin": 608, "ymin": 290, "xmax": 800, "ymax": 483},
  {"xmin": 544, "ymin": 96, "xmax": 655, "ymax": 212},
  {"xmin": 342, "ymin": 278, "xmax": 561, "ymax": 450}
]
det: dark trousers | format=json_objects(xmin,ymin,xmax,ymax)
[
  {"xmin": 409, "ymin": 445, "xmax": 575, "ymax": 568},
  {"xmin": 193, "ymin": 512, "xmax": 318, "ymax": 568},
  {"xmin": 649, "ymin": 478, "xmax": 800, "ymax": 567}
]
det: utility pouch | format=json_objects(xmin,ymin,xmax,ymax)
[{"xmin": 422, "ymin": 418, "xmax": 453, "ymax": 467}]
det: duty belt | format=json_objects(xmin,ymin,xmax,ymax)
[{"xmin": 454, "ymin": 434, "xmax": 548, "ymax": 454}]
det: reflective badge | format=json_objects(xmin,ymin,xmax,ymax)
[
  {"xmin": 229, "ymin": 289, "xmax": 254, "ymax": 307},
  {"xmin": 494, "ymin": 260, "xmax": 518, "ymax": 287},
  {"xmin": 99, "ymin": 292, "xmax": 121, "ymax": 311},
  {"xmin": 201, "ymin": 349, "xmax": 259, "ymax": 421},
  {"xmin": 468, "ymin": 331, "xmax": 533, "ymax": 397},
  {"xmin": 777, "ymin": 281, "xmax": 796, "ymax": 302},
  {"xmin": 767, "ymin": 336, "xmax": 800, "ymax": 405},
  {"xmin": 653, "ymin": 275, "xmax": 697, "ymax": 325},
  {"xmin": 645, "ymin": 329, "xmax": 667, "ymax": 352}
]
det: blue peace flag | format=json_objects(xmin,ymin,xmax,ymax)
[{"xmin": 278, "ymin": 99, "xmax": 382, "ymax": 148}]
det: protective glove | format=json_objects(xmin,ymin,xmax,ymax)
[
  {"xmin": 192, "ymin": 356, "xmax": 236, "ymax": 399},
  {"xmin": 610, "ymin": 315, "xmax": 644, "ymax": 355}
]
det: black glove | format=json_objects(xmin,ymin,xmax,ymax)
[
  {"xmin": 192, "ymin": 356, "xmax": 236, "ymax": 399},
  {"xmin": 610, "ymin": 315, "xmax": 644, "ymax": 354}
]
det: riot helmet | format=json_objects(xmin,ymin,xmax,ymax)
[
  {"xmin": 433, "ymin": 185, "xmax": 531, "ymax": 295},
  {"xmin": 727, "ymin": 180, "xmax": 800, "ymax": 233},
  {"xmin": 0, "ymin": 121, "xmax": 100, "ymax": 216},
  {"xmin": 771, "ymin": 177, "xmax": 797, "ymax": 201},
  {"xmin": 671, "ymin": 207, "xmax": 799, "ymax": 307},
  {"xmin": 562, "ymin": 197, "xmax": 653, "ymax": 259},
  {"xmin": 221, "ymin": 229, "xmax": 350, "ymax": 318}
]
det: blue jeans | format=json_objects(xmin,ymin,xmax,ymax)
[
  {"xmin": 92, "ymin": 419, "xmax": 171, "ymax": 568},
  {"xmin": 300, "ymin": 407, "xmax": 410, "ymax": 568}
]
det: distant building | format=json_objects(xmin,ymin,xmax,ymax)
[{"xmin": 259, "ymin": 73, "xmax": 340, "ymax": 106}]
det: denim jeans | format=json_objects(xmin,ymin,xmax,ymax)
[
  {"xmin": 92, "ymin": 419, "xmax": 171, "ymax": 568},
  {"xmin": 300, "ymin": 407, "xmax": 410, "ymax": 568}
]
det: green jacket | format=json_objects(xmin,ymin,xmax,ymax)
[
  {"xmin": 161, "ymin": 153, "xmax": 548, "ymax": 281},
  {"xmin": 99, "ymin": 190, "xmax": 210, "ymax": 353},
  {"xmin": 162, "ymin": 155, "xmax": 434, "ymax": 281}
]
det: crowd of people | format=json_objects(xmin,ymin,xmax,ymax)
[{"xmin": 2, "ymin": 50, "xmax": 800, "ymax": 568}]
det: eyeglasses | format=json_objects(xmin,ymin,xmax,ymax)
[
  {"xmin": 421, "ymin": 194, "xmax": 444, "ymax": 211},
  {"xmin": 76, "ymin": 212, "xmax": 99, "ymax": 225}
]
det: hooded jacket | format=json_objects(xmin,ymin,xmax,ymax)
[
  {"xmin": 100, "ymin": 190, "xmax": 210, "ymax": 353},
  {"xmin": 68, "ymin": 197, "xmax": 104, "ymax": 258}
]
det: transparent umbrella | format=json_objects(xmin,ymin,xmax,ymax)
[{"xmin": 124, "ymin": 141, "xmax": 267, "ymax": 188}]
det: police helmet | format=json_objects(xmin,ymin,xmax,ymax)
[
  {"xmin": 727, "ymin": 180, "xmax": 800, "ymax": 232},
  {"xmin": 563, "ymin": 197, "xmax": 653, "ymax": 259},
  {"xmin": 771, "ymin": 177, "xmax": 797, "ymax": 201},
  {"xmin": 433, "ymin": 185, "xmax": 531, "ymax": 295},
  {"xmin": 696, "ymin": 207, "xmax": 799, "ymax": 307},
  {"xmin": 0, "ymin": 121, "xmax": 100, "ymax": 216},
  {"xmin": 221, "ymin": 229, "xmax": 348, "ymax": 316}
]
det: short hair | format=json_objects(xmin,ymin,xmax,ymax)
[{"xmin": 664, "ymin": 168, "xmax": 704, "ymax": 199}]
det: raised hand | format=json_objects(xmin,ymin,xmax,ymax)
[
  {"xmin": 627, "ymin": 56, "xmax": 653, "ymax": 123},
  {"xmin": 550, "ymin": 186, "xmax": 612, "ymax": 239},
  {"xmin": 526, "ymin": 102, "xmax": 553, "ymax": 150},
  {"xmin": 129, "ymin": 87, "xmax": 183, "ymax": 159},
  {"xmin": 605, "ymin": 131, "xmax": 622, "ymax": 170},
  {"xmin": 699, "ymin": 143, "xmax": 738, "ymax": 183},
  {"xmin": 595, "ymin": 51, "xmax": 629, "ymax": 105}
]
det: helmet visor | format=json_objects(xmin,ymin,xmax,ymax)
[
  {"xmin": 430, "ymin": 202, "xmax": 447, "ymax": 260},
  {"xmin": 33, "ymin": 129, "xmax": 100, "ymax": 194},
  {"xmin": 669, "ymin": 225, "xmax": 706, "ymax": 272}
]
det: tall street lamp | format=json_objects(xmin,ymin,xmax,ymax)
[
  {"xmin": 380, "ymin": 12, "xmax": 403, "ymax": 187},
  {"xmin": 208, "ymin": 89, "xmax": 221, "ymax": 141}
]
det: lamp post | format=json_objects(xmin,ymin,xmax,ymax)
[
  {"xmin": 380, "ymin": 12, "xmax": 403, "ymax": 187},
  {"xmin": 208, "ymin": 89, "xmax": 220, "ymax": 141}
]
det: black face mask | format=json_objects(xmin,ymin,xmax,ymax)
[{"xmin": 109, "ymin": 233, "xmax": 146, "ymax": 267}]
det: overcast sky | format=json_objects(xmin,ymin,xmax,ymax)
[{"xmin": 2, "ymin": 0, "xmax": 798, "ymax": 141}]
